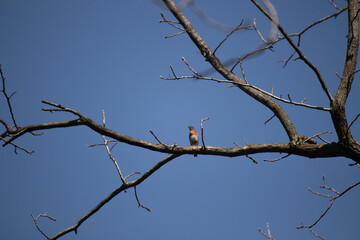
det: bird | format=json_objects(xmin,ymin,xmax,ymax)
[{"xmin": 188, "ymin": 126, "xmax": 199, "ymax": 157}]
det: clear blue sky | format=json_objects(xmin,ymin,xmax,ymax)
[{"xmin": 1, "ymin": 0, "xmax": 359, "ymax": 239}]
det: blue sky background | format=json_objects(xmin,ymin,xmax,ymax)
[{"xmin": 0, "ymin": 0, "xmax": 359, "ymax": 239}]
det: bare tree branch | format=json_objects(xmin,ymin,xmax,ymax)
[
  {"xmin": 263, "ymin": 153, "xmax": 290, "ymax": 162},
  {"xmin": 258, "ymin": 222, "xmax": 275, "ymax": 240},
  {"xmin": 304, "ymin": 131, "xmax": 332, "ymax": 144},
  {"xmin": 348, "ymin": 112, "xmax": 360, "ymax": 130},
  {"xmin": 298, "ymin": 177, "xmax": 360, "ymax": 229},
  {"xmin": 0, "ymin": 136, "xmax": 34, "ymax": 154},
  {"xmin": 308, "ymin": 227, "xmax": 326, "ymax": 240},
  {"xmin": 134, "ymin": 186, "xmax": 152, "ymax": 212},
  {"xmin": 253, "ymin": 18, "xmax": 269, "ymax": 44},
  {"xmin": 200, "ymin": 116, "xmax": 209, "ymax": 148},
  {"xmin": 124, "ymin": 171, "xmax": 141, "ymax": 180},
  {"xmin": 1, "ymin": 1, "xmax": 359, "ymax": 239},
  {"xmin": 250, "ymin": 0, "xmax": 333, "ymax": 102},
  {"xmin": 48, "ymin": 154, "xmax": 181, "ymax": 239},
  {"xmin": 159, "ymin": 12, "xmax": 186, "ymax": 38},
  {"xmin": 330, "ymin": 0, "xmax": 360, "ymax": 154},
  {"xmin": 149, "ymin": 129, "xmax": 166, "ymax": 146},
  {"xmin": 298, "ymin": 7, "xmax": 347, "ymax": 36},
  {"xmin": 264, "ymin": 114, "xmax": 276, "ymax": 125},
  {"xmin": 213, "ymin": 20, "xmax": 252, "ymax": 54},
  {"xmin": 31, "ymin": 213, "xmax": 56, "ymax": 239},
  {"xmin": 162, "ymin": 0, "xmax": 303, "ymax": 144},
  {"xmin": 209, "ymin": 5, "xmax": 347, "ymax": 75},
  {"xmin": 0, "ymin": 64, "xmax": 18, "ymax": 128},
  {"xmin": 328, "ymin": 0, "xmax": 341, "ymax": 10},
  {"xmin": 262, "ymin": 0, "xmax": 279, "ymax": 42},
  {"xmin": 1, "ymin": 99, "xmax": 356, "ymax": 161},
  {"xmin": 102, "ymin": 135, "xmax": 126, "ymax": 184}
]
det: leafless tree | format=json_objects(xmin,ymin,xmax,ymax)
[{"xmin": 1, "ymin": 0, "xmax": 359, "ymax": 239}]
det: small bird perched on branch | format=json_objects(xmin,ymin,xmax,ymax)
[{"xmin": 188, "ymin": 126, "xmax": 199, "ymax": 157}]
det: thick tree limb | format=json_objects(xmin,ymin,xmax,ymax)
[
  {"xmin": 330, "ymin": 0, "xmax": 360, "ymax": 155},
  {"xmin": 1, "ymin": 100, "xmax": 359, "ymax": 162}
]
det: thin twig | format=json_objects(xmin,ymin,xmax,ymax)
[
  {"xmin": 134, "ymin": 186, "xmax": 152, "ymax": 212},
  {"xmin": 235, "ymin": 142, "xmax": 258, "ymax": 163},
  {"xmin": 307, "ymin": 187, "xmax": 333, "ymax": 198},
  {"xmin": 348, "ymin": 113, "xmax": 360, "ymax": 130},
  {"xmin": 242, "ymin": 136, "xmax": 248, "ymax": 145},
  {"xmin": 169, "ymin": 65, "xmax": 177, "ymax": 78},
  {"xmin": 200, "ymin": 116, "xmax": 209, "ymax": 148},
  {"xmin": 160, "ymin": 12, "xmax": 184, "ymax": 31},
  {"xmin": 42, "ymin": 100, "xmax": 85, "ymax": 118},
  {"xmin": 278, "ymin": 51, "xmax": 296, "ymax": 68},
  {"xmin": 316, "ymin": 135, "xmax": 331, "ymax": 144},
  {"xmin": 298, "ymin": 7, "xmax": 347, "ymax": 36},
  {"xmin": 0, "ymin": 64, "xmax": 18, "ymax": 128},
  {"xmin": 0, "ymin": 136, "xmax": 34, "ymax": 154},
  {"xmin": 263, "ymin": 153, "xmax": 290, "ymax": 162},
  {"xmin": 258, "ymin": 222, "xmax": 275, "ymax": 240},
  {"xmin": 160, "ymin": 12, "xmax": 186, "ymax": 38},
  {"xmin": 246, "ymin": 154, "xmax": 259, "ymax": 164},
  {"xmin": 320, "ymin": 175, "xmax": 340, "ymax": 195},
  {"xmin": 100, "ymin": 110, "xmax": 125, "ymax": 183},
  {"xmin": 328, "ymin": 0, "xmax": 341, "ymax": 10},
  {"xmin": 102, "ymin": 135, "xmax": 126, "ymax": 184},
  {"xmin": 31, "ymin": 213, "xmax": 56, "ymax": 239},
  {"xmin": 213, "ymin": 20, "xmax": 251, "ymax": 54},
  {"xmin": 308, "ymin": 228, "xmax": 326, "ymax": 240},
  {"xmin": 206, "ymin": 6, "xmax": 347, "ymax": 76},
  {"xmin": 170, "ymin": 74, "xmax": 330, "ymax": 111},
  {"xmin": 304, "ymin": 131, "xmax": 332, "ymax": 144},
  {"xmin": 253, "ymin": 18, "xmax": 269, "ymax": 44},
  {"xmin": 182, "ymin": 57, "xmax": 201, "ymax": 76},
  {"xmin": 264, "ymin": 114, "xmax": 276, "ymax": 125},
  {"xmin": 238, "ymin": 60, "xmax": 248, "ymax": 83},
  {"xmin": 124, "ymin": 171, "xmax": 141, "ymax": 180},
  {"xmin": 160, "ymin": 58, "xmax": 226, "ymax": 83},
  {"xmin": 164, "ymin": 30, "xmax": 186, "ymax": 38},
  {"xmin": 149, "ymin": 129, "xmax": 166, "ymax": 146},
  {"xmin": 244, "ymin": 82, "xmax": 330, "ymax": 111}
]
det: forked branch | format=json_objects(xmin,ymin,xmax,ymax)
[
  {"xmin": 250, "ymin": 0, "xmax": 333, "ymax": 102},
  {"xmin": 299, "ymin": 177, "xmax": 360, "ymax": 230}
]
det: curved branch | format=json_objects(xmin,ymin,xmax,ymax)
[
  {"xmin": 298, "ymin": 179, "xmax": 360, "ymax": 229},
  {"xmin": 1, "ymin": 119, "xmax": 84, "ymax": 146},
  {"xmin": 1, "ymin": 100, "xmax": 358, "ymax": 161},
  {"xmin": 49, "ymin": 154, "xmax": 180, "ymax": 239}
]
